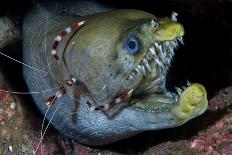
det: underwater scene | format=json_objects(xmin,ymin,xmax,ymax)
[{"xmin": 0, "ymin": 0, "xmax": 232, "ymax": 154}]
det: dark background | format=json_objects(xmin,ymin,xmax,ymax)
[{"xmin": 0, "ymin": 0, "xmax": 232, "ymax": 154}]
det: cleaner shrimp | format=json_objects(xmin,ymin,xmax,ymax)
[{"xmin": 0, "ymin": 13, "xmax": 133, "ymax": 154}]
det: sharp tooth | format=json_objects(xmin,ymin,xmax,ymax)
[
  {"xmin": 132, "ymin": 73, "xmax": 136, "ymax": 78},
  {"xmin": 172, "ymin": 41, "xmax": 177, "ymax": 48},
  {"xmin": 165, "ymin": 54, "xmax": 170, "ymax": 66},
  {"xmin": 154, "ymin": 42, "xmax": 159, "ymax": 48},
  {"xmin": 137, "ymin": 65, "xmax": 145, "ymax": 76},
  {"xmin": 158, "ymin": 44, "xmax": 162, "ymax": 52},
  {"xmin": 128, "ymin": 89, "xmax": 134, "ymax": 96},
  {"xmin": 154, "ymin": 57, "xmax": 162, "ymax": 68},
  {"xmin": 149, "ymin": 47, "xmax": 162, "ymax": 68},
  {"xmin": 146, "ymin": 48, "xmax": 153, "ymax": 61},
  {"xmin": 143, "ymin": 58, "xmax": 151, "ymax": 73},
  {"xmin": 166, "ymin": 42, "xmax": 171, "ymax": 51},
  {"xmin": 169, "ymin": 46, "xmax": 175, "ymax": 57},
  {"xmin": 170, "ymin": 41, "xmax": 177, "ymax": 49},
  {"xmin": 175, "ymin": 87, "xmax": 183, "ymax": 95},
  {"xmin": 165, "ymin": 41, "xmax": 170, "ymax": 47},
  {"xmin": 174, "ymin": 40, "xmax": 179, "ymax": 49},
  {"xmin": 135, "ymin": 67, "xmax": 140, "ymax": 74},
  {"xmin": 149, "ymin": 47, "xmax": 156, "ymax": 56},
  {"xmin": 141, "ymin": 65, "xmax": 146, "ymax": 76},
  {"xmin": 187, "ymin": 80, "xmax": 191, "ymax": 86},
  {"xmin": 161, "ymin": 45, "xmax": 167, "ymax": 65},
  {"xmin": 154, "ymin": 43, "xmax": 163, "ymax": 53},
  {"xmin": 155, "ymin": 43, "xmax": 166, "ymax": 70},
  {"xmin": 129, "ymin": 75, "xmax": 134, "ymax": 80},
  {"xmin": 169, "ymin": 41, "xmax": 174, "ymax": 48},
  {"xmin": 181, "ymin": 86, "xmax": 187, "ymax": 90},
  {"xmin": 172, "ymin": 92, "xmax": 179, "ymax": 102},
  {"xmin": 166, "ymin": 43, "xmax": 174, "ymax": 65},
  {"xmin": 165, "ymin": 91, "xmax": 173, "ymax": 98},
  {"xmin": 146, "ymin": 52, "xmax": 152, "ymax": 61},
  {"xmin": 178, "ymin": 37, "xmax": 184, "ymax": 45}
]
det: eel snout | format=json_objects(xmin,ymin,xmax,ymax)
[
  {"xmin": 123, "ymin": 12, "xmax": 208, "ymax": 128},
  {"xmin": 172, "ymin": 83, "xmax": 208, "ymax": 123}
]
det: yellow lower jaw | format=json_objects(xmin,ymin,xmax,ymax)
[{"xmin": 172, "ymin": 83, "xmax": 208, "ymax": 123}]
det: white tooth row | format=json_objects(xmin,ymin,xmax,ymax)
[
  {"xmin": 125, "ymin": 37, "xmax": 184, "ymax": 83},
  {"xmin": 165, "ymin": 80, "xmax": 191, "ymax": 102}
]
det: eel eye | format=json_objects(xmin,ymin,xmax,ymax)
[{"xmin": 124, "ymin": 35, "xmax": 141, "ymax": 54}]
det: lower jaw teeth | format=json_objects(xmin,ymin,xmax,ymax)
[
  {"xmin": 165, "ymin": 91, "xmax": 179, "ymax": 102},
  {"xmin": 129, "ymin": 80, "xmax": 192, "ymax": 113},
  {"xmin": 167, "ymin": 80, "xmax": 192, "ymax": 103},
  {"xmin": 175, "ymin": 87, "xmax": 183, "ymax": 95}
]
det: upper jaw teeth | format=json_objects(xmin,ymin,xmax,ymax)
[
  {"xmin": 143, "ymin": 58, "xmax": 151, "ymax": 73},
  {"xmin": 140, "ymin": 65, "xmax": 146, "ymax": 76},
  {"xmin": 124, "ymin": 37, "xmax": 184, "ymax": 86},
  {"xmin": 178, "ymin": 37, "xmax": 184, "ymax": 45}
]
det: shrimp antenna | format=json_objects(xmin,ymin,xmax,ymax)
[
  {"xmin": 0, "ymin": 51, "xmax": 49, "ymax": 73},
  {"xmin": 0, "ymin": 87, "xmax": 58, "ymax": 95}
]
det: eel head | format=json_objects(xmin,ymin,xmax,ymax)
[{"xmin": 62, "ymin": 9, "xmax": 208, "ymax": 145}]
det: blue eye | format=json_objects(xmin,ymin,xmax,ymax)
[{"xmin": 124, "ymin": 35, "xmax": 141, "ymax": 54}]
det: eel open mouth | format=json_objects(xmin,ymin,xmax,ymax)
[
  {"xmin": 124, "ymin": 36, "xmax": 208, "ymax": 121},
  {"xmin": 70, "ymin": 11, "xmax": 207, "ymax": 123}
]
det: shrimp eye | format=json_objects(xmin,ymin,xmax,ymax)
[{"xmin": 124, "ymin": 35, "xmax": 141, "ymax": 54}]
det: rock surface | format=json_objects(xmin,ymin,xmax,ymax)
[
  {"xmin": 0, "ymin": 16, "xmax": 21, "ymax": 48},
  {"xmin": 0, "ymin": 84, "xmax": 231, "ymax": 154}
]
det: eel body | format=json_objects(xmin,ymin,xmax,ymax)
[{"xmin": 23, "ymin": 1, "xmax": 208, "ymax": 145}]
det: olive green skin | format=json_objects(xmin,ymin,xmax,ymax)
[{"xmin": 23, "ymin": 7, "xmax": 207, "ymax": 145}]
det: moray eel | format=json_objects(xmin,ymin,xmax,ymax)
[{"xmin": 23, "ymin": 2, "xmax": 208, "ymax": 145}]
